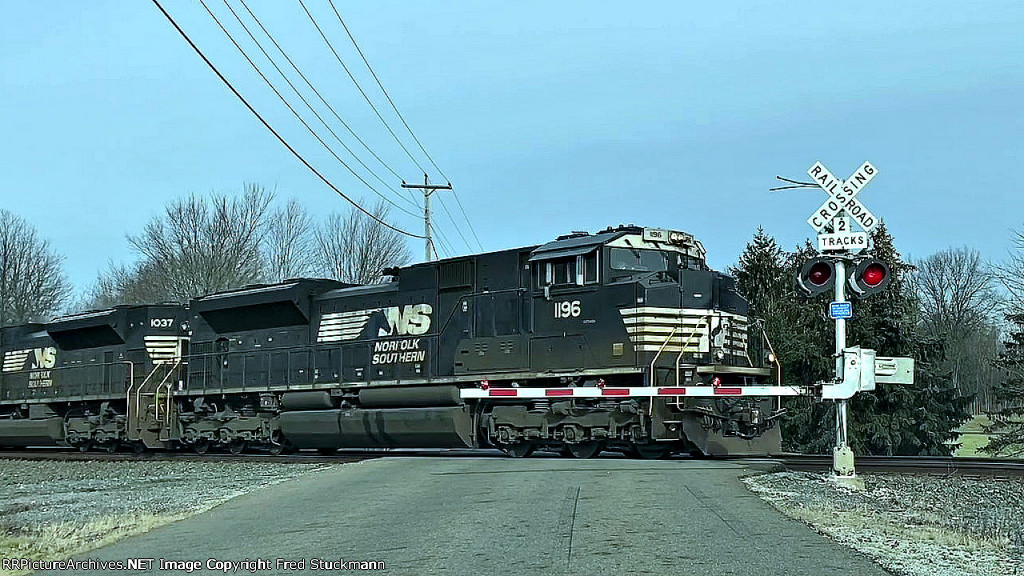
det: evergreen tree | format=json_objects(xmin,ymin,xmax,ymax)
[
  {"xmin": 983, "ymin": 313, "xmax": 1024, "ymax": 456},
  {"xmin": 730, "ymin": 227, "xmax": 786, "ymax": 321},
  {"xmin": 733, "ymin": 223, "xmax": 972, "ymax": 455},
  {"xmin": 846, "ymin": 222, "xmax": 971, "ymax": 455}
]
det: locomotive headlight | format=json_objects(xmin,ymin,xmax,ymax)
[
  {"xmin": 768, "ymin": 352, "xmax": 777, "ymax": 363},
  {"xmin": 714, "ymin": 349, "xmax": 725, "ymax": 361}
]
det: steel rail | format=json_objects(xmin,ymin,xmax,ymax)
[{"xmin": 767, "ymin": 453, "xmax": 1024, "ymax": 476}]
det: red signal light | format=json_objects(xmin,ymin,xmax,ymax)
[
  {"xmin": 848, "ymin": 258, "xmax": 890, "ymax": 297},
  {"xmin": 808, "ymin": 262, "xmax": 833, "ymax": 286},
  {"xmin": 797, "ymin": 257, "xmax": 836, "ymax": 296},
  {"xmin": 863, "ymin": 263, "xmax": 886, "ymax": 287}
]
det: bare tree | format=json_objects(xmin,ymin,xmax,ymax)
[
  {"xmin": 916, "ymin": 247, "xmax": 999, "ymax": 336},
  {"xmin": 995, "ymin": 230, "xmax": 1024, "ymax": 313},
  {"xmin": 314, "ymin": 201, "xmax": 411, "ymax": 284},
  {"xmin": 914, "ymin": 247, "xmax": 1001, "ymax": 396},
  {"xmin": 265, "ymin": 199, "xmax": 315, "ymax": 282},
  {"xmin": 97, "ymin": 184, "xmax": 275, "ymax": 304},
  {"xmin": 0, "ymin": 209, "xmax": 72, "ymax": 325}
]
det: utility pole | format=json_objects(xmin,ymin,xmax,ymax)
[{"xmin": 401, "ymin": 174, "xmax": 452, "ymax": 261}]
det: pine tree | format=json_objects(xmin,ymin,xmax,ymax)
[
  {"xmin": 733, "ymin": 223, "xmax": 972, "ymax": 454},
  {"xmin": 730, "ymin": 227, "xmax": 786, "ymax": 321},
  {"xmin": 983, "ymin": 313, "xmax": 1024, "ymax": 456},
  {"xmin": 844, "ymin": 223, "xmax": 971, "ymax": 455}
]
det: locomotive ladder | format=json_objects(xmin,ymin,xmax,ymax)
[{"xmin": 126, "ymin": 359, "xmax": 181, "ymax": 447}]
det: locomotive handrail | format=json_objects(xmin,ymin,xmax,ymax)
[
  {"xmin": 760, "ymin": 324, "xmax": 782, "ymax": 387},
  {"xmin": 153, "ymin": 359, "xmax": 181, "ymax": 424},
  {"xmin": 647, "ymin": 326, "xmax": 678, "ymax": 386},
  {"xmin": 674, "ymin": 315, "xmax": 711, "ymax": 387},
  {"xmin": 138, "ymin": 365, "xmax": 161, "ymax": 417},
  {"xmin": 122, "ymin": 360, "xmax": 135, "ymax": 438}
]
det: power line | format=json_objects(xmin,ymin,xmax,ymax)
[
  {"xmin": 329, "ymin": 0, "xmax": 447, "ymax": 182},
  {"xmin": 297, "ymin": 0, "xmax": 427, "ymax": 176},
  {"xmin": 431, "ymin": 222, "xmax": 456, "ymax": 258},
  {"xmin": 198, "ymin": 0, "xmax": 421, "ymax": 220},
  {"xmin": 436, "ymin": 195, "xmax": 473, "ymax": 252},
  {"xmin": 235, "ymin": 0, "xmax": 419, "ymax": 209},
  {"xmin": 330, "ymin": 4, "xmax": 483, "ymax": 251},
  {"xmin": 219, "ymin": 0, "xmax": 418, "ymax": 212},
  {"xmin": 150, "ymin": 0, "xmax": 423, "ymax": 239},
  {"xmin": 451, "ymin": 191, "xmax": 482, "ymax": 250}
]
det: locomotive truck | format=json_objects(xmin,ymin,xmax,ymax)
[{"xmin": 0, "ymin": 225, "xmax": 797, "ymax": 458}]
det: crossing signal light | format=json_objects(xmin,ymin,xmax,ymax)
[
  {"xmin": 849, "ymin": 258, "xmax": 890, "ymax": 297},
  {"xmin": 797, "ymin": 257, "xmax": 835, "ymax": 296}
]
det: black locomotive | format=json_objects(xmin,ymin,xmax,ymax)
[{"xmin": 0, "ymin": 225, "xmax": 788, "ymax": 458}]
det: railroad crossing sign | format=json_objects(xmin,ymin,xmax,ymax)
[{"xmin": 806, "ymin": 161, "xmax": 879, "ymax": 253}]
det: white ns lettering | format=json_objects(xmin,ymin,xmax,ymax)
[{"xmin": 379, "ymin": 304, "xmax": 433, "ymax": 336}]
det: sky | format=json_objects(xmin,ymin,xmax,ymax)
[{"xmin": 1, "ymin": 1, "xmax": 1022, "ymax": 292}]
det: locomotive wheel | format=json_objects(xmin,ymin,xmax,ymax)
[
  {"xmin": 228, "ymin": 440, "xmax": 247, "ymax": 455},
  {"xmin": 103, "ymin": 442, "xmax": 118, "ymax": 453},
  {"xmin": 78, "ymin": 442, "xmax": 92, "ymax": 453},
  {"xmin": 632, "ymin": 443, "xmax": 671, "ymax": 460},
  {"xmin": 192, "ymin": 439, "xmax": 210, "ymax": 455},
  {"xmin": 318, "ymin": 447, "xmax": 337, "ymax": 456},
  {"xmin": 500, "ymin": 442, "xmax": 534, "ymax": 458},
  {"xmin": 566, "ymin": 441, "xmax": 602, "ymax": 459},
  {"xmin": 131, "ymin": 441, "xmax": 146, "ymax": 455}
]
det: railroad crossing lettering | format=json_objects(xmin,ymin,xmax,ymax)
[{"xmin": 806, "ymin": 161, "xmax": 878, "ymax": 232}]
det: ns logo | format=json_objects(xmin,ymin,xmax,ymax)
[
  {"xmin": 31, "ymin": 347, "xmax": 57, "ymax": 369},
  {"xmin": 2, "ymin": 347, "xmax": 57, "ymax": 373},
  {"xmin": 377, "ymin": 304, "xmax": 432, "ymax": 337}
]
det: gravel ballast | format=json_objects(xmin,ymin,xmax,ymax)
[
  {"xmin": 744, "ymin": 471, "xmax": 1024, "ymax": 576},
  {"xmin": 0, "ymin": 459, "xmax": 329, "ymax": 574}
]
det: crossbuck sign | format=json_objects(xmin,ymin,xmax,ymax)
[{"xmin": 806, "ymin": 161, "xmax": 879, "ymax": 253}]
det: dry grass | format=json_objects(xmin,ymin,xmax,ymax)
[
  {"xmin": 745, "ymin": 472, "xmax": 1024, "ymax": 576},
  {"xmin": 1, "ymin": 512, "xmax": 201, "ymax": 576},
  {"xmin": 0, "ymin": 461, "xmax": 329, "ymax": 576}
]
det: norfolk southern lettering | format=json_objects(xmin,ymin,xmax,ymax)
[{"xmin": 372, "ymin": 338, "xmax": 426, "ymax": 365}]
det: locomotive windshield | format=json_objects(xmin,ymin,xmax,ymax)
[{"xmin": 609, "ymin": 248, "xmax": 670, "ymax": 272}]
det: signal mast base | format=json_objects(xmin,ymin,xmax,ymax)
[{"xmin": 830, "ymin": 446, "xmax": 865, "ymax": 490}]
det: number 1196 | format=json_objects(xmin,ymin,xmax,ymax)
[{"xmin": 555, "ymin": 300, "xmax": 581, "ymax": 318}]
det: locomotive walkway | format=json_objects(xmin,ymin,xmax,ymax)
[{"xmin": 42, "ymin": 456, "xmax": 887, "ymax": 576}]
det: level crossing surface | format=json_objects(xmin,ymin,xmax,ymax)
[{"xmin": 40, "ymin": 457, "xmax": 887, "ymax": 576}]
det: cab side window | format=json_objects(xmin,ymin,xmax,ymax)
[{"xmin": 536, "ymin": 251, "xmax": 600, "ymax": 288}]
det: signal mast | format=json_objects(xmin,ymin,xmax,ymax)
[{"xmin": 792, "ymin": 161, "xmax": 912, "ymax": 485}]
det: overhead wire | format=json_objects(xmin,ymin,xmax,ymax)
[
  {"xmin": 329, "ymin": 0, "xmax": 446, "ymax": 182},
  {"xmin": 431, "ymin": 222, "xmax": 456, "ymax": 258},
  {"xmin": 221, "ymin": 0, "xmax": 417, "ymax": 210},
  {"xmin": 149, "ymin": 0, "xmax": 423, "ymax": 239},
  {"xmin": 197, "ymin": 0, "xmax": 421, "ymax": 220},
  {"xmin": 436, "ymin": 195, "xmax": 473, "ymax": 252},
  {"xmin": 329, "ymin": 3, "xmax": 484, "ymax": 251},
  {"xmin": 296, "ymin": 0, "xmax": 427, "ymax": 176},
  {"xmin": 235, "ymin": 0, "xmax": 420, "ymax": 208}
]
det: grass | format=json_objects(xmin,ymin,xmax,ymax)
[
  {"xmin": 954, "ymin": 415, "xmax": 993, "ymax": 457},
  {"xmin": 0, "ymin": 512, "xmax": 198, "ymax": 576}
]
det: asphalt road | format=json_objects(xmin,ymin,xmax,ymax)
[{"xmin": 41, "ymin": 457, "xmax": 887, "ymax": 576}]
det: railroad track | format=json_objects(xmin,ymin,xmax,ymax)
[
  {"xmin": 3, "ymin": 449, "xmax": 1023, "ymax": 476},
  {"xmin": 771, "ymin": 453, "xmax": 1024, "ymax": 476},
  {"xmin": 0, "ymin": 449, "xmax": 373, "ymax": 464}
]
